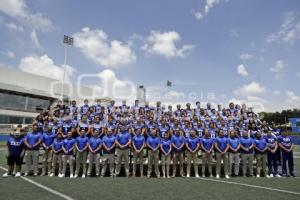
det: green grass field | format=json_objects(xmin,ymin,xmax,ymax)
[{"xmin": 0, "ymin": 148, "xmax": 300, "ymax": 200}]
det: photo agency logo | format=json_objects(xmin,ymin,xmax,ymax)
[{"xmin": 48, "ymin": 74, "xmax": 265, "ymax": 112}]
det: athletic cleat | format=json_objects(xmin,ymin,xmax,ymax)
[
  {"xmin": 225, "ymin": 175, "xmax": 230, "ymax": 179},
  {"xmin": 15, "ymin": 172, "xmax": 21, "ymax": 177},
  {"xmin": 216, "ymin": 174, "xmax": 220, "ymax": 179}
]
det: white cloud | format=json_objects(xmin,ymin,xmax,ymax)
[
  {"xmin": 0, "ymin": 0, "xmax": 53, "ymax": 31},
  {"xmin": 266, "ymin": 12, "xmax": 300, "ymax": 45},
  {"xmin": 19, "ymin": 54, "xmax": 74, "ymax": 81},
  {"xmin": 193, "ymin": 12, "xmax": 204, "ymax": 20},
  {"xmin": 240, "ymin": 53, "xmax": 254, "ymax": 60},
  {"xmin": 273, "ymin": 90, "xmax": 281, "ymax": 95},
  {"xmin": 270, "ymin": 59, "xmax": 285, "ymax": 80},
  {"xmin": 4, "ymin": 50, "xmax": 15, "ymax": 58},
  {"xmin": 30, "ymin": 30, "xmax": 40, "ymax": 48},
  {"xmin": 142, "ymin": 30, "xmax": 193, "ymax": 58},
  {"xmin": 5, "ymin": 22, "xmax": 24, "ymax": 32},
  {"xmin": 237, "ymin": 64, "xmax": 248, "ymax": 76},
  {"xmin": 194, "ymin": 0, "xmax": 223, "ymax": 21},
  {"xmin": 233, "ymin": 82, "xmax": 266, "ymax": 96},
  {"xmin": 73, "ymin": 27, "xmax": 136, "ymax": 68},
  {"xmin": 90, "ymin": 69, "xmax": 136, "ymax": 102},
  {"xmin": 285, "ymin": 90, "xmax": 300, "ymax": 108}
]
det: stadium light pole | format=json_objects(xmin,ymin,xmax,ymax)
[{"xmin": 61, "ymin": 35, "xmax": 73, "ymax": 101}]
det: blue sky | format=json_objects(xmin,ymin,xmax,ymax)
[{"xmin": 0, "ymin": 0, "xmax": 300, "ymax": 111}]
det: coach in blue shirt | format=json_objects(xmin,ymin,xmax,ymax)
[
  {"xmin": 75, "ymin": 130, "xmax": 89, "ymax": 178},
  {"xmin": 41, "ymin": 126, "xmax": 55, "ymax": 176},
  {"xmin": 278, "ymin": 132, "xmax": 295, "ymax": 177},
  {"xmin": 185, "ymin": 129, "xmax": 200, "ymax": 178},
  {"xmin": 215, "ymin": 130, "xmax": 229, "ymax": 179},
  {"xmin": 146, "ymin": 129, "xmax": 160, "ymax": 178},
  {"xmin": 254, "ymin": 131, "xmax": 267, "ymax": 177},
  {"xmin": 24, "ymin": 124, "xmax": 42, "ymax": 176},
  {"xmin": 115, "ymin": 125, "xmax": 131, "ymax": 177},
  {"xmin": 132, "ymin": 129, "xmax": 145, "ymax": 177},
  {"xmin": 62, "ymin": 131, "xmax": 75, "ymax": 178},
  {"xmin": 201, "ymin": 129, "xmax": 215, "ymax": 177},
  {"xmin": 171, "ymin": 128, "xmax": 185, "ymax": 177},
  {"xmin": 101, "ymin": 128, "xmax": 116, "ymax": 177},
  {"xmin": 87, "ymin": 130, "xmax": 102, "ymax": 176},
  {"xmin": 240, "ymin": 130, "xmax": 254, "ymax": 177},
  {"xmin": 228, "ymin": 130, "xmax": 240, "ymax": 177}
]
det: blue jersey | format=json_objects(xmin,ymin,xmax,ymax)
[
  {"xmin": 201, "ymin": 137, "xmax": 215, "ymax": 152},
  {"xmin": 78, "ymin": 122, "xmax": 89, "ymax": 133},
  {"xmin": 7, "ymin": 136, "xmax": 24, "ymax": 157},
  {"xmin": 116, "ymin": 131, "xmax": 131, "ymax": 146},
  {"xmin": 185, "ymin": 136, "xmax": 200, "ymax": 151},
  {"xmin": 52, "ymin": 138, "xmax": 64, "ymax": 153},
  {"xmin": 278, "ymin": 136, "xmax": 292, "ymax": 149},
  {"xmin": 228, "ymin": 137, "xmax": 240, "ymax": 152},
  {"xmin": 161, "ymin": 139, "xmax": 172, "ymax": 155},
  {"xmin": 76, "ymin": 136, "xmax": 89, "ymax": 151},
  {"xmin": 215, "ymin": 136, "xmax": 229, "ymax": 152},
  {"xmin": 61, "ymin": 122, "xmax": 73, "ymax": 135},
  {"xmin": 132, "ymin": 135, "xmax": 145, "ymax": 150},
  {"xmin": 265, "ymin": 135, "xmax": 277, "ymax": 151},
  {"xmin": 171, "ymin": 135, "xmax": 185, "ymax": 152},
  {"xmin": 254, "ymin": 138, "xmax": 267, "ymax": 154},
  {"xmin": 25, "ymin": 132, "xmax": 42, "ymax": 150},
  {"xmin": 240, "ymin": 137, "xmax": 254, "ymax": 154},
  {"xmin": 147, "ymin": 135, "xmax": 160, "ymax": 150},
  {"xmin": 43, "ymin": 132, "xmax": 55, "ymax": 148},
  {"xmin": 89, "ymin": 137, "xmax": 102, "ymax": 153},
  {"xmin": 102, "ymin": 135, "xmax": 116, "ymax": 154},
  {"xmin": 63, "ymin": 138, "xmax": 75, "ymax": 155}
]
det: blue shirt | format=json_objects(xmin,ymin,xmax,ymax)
[
  {"xmin": 43, "ymin": 132, "xmax": 55, "ymax": 148},
  {"xmin": 102, "ymin": 135, "xmax": 116, "ymax": 154},
  {"xmin": 25, "ymin": 132, "xmax": 42, "ymax": 150},
  {"xmin": 52, "ymin": 138, "xmax": 64, "ymax": 153},
  {"xmin": 116, "ymin": 131, "xmax": 131, "ymax": 147},
  {"xmin": 132, "ymin": 135, "xmax": 145, "ymax": 150},
  {"xmin": 254, "ymin": 138, "xmax": 267, "ymax": 154},
  {"xmin": 278, "ymin": 136, "xmax": 292, "ymax": 149},
  {"xmin": 171, "ymin": 134, "xmax": 185, "ymax": 152},
  {"xmin": 265, "ymin": 135, "xmax": 277, "ymax": 151},
  {"xmin": 63, "ymin": 138, "xmax": 75, "ymax": 155},
  {"xmin": 240, "ymin": 137, "xmax": 254, "ymax": 154},
  {"xmin": 215, "ymin": 136, "xmax": 229, "ymax": 152},
  {"xmin": 161, "ymin": 139, "xmax": 172, "ymax": 155},
  {"xmin": 185, "ymin": 136, "xmax": 200, "ymax": 151},
  {"xmin": 7, "ymin": 136, "xmax": 24, "ymax": 156},
  {"xmin": 201, "ymin": 137, "xmax": 215, "ymax": 152},
  {"xmin": 228, "ymin": 137, "xmax": 240, "ymax": 152},
  {"xmin": 89, "ymin": 137, "xmax": 102, "ymax": 153},
  {"xmin": 147, "ymin": 135, "xmax": 160, "ymax": 150},
  {"xmin": 76, "ymin": 136, "xmax": 89, "ymax": 151}
]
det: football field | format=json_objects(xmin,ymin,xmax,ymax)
[{"xmin": 0, "ymin": 148, "xmax": 299, "ymax": 200}]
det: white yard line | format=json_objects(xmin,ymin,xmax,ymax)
[
  {"xmin": 0, "ymin": 166, "xmax": 75, "ymax": 200},
  {"xmin": 198, "ymin": 177, "xmax": 300, "ymax": 195}
]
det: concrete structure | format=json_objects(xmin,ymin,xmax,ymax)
[
  {"xmin": 0, "ymin": 66, "xmax": 96, "ymax": 124},
  {"xmin": 136, "ymin": 85, "xmax": 146, "ymax": 105}
]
